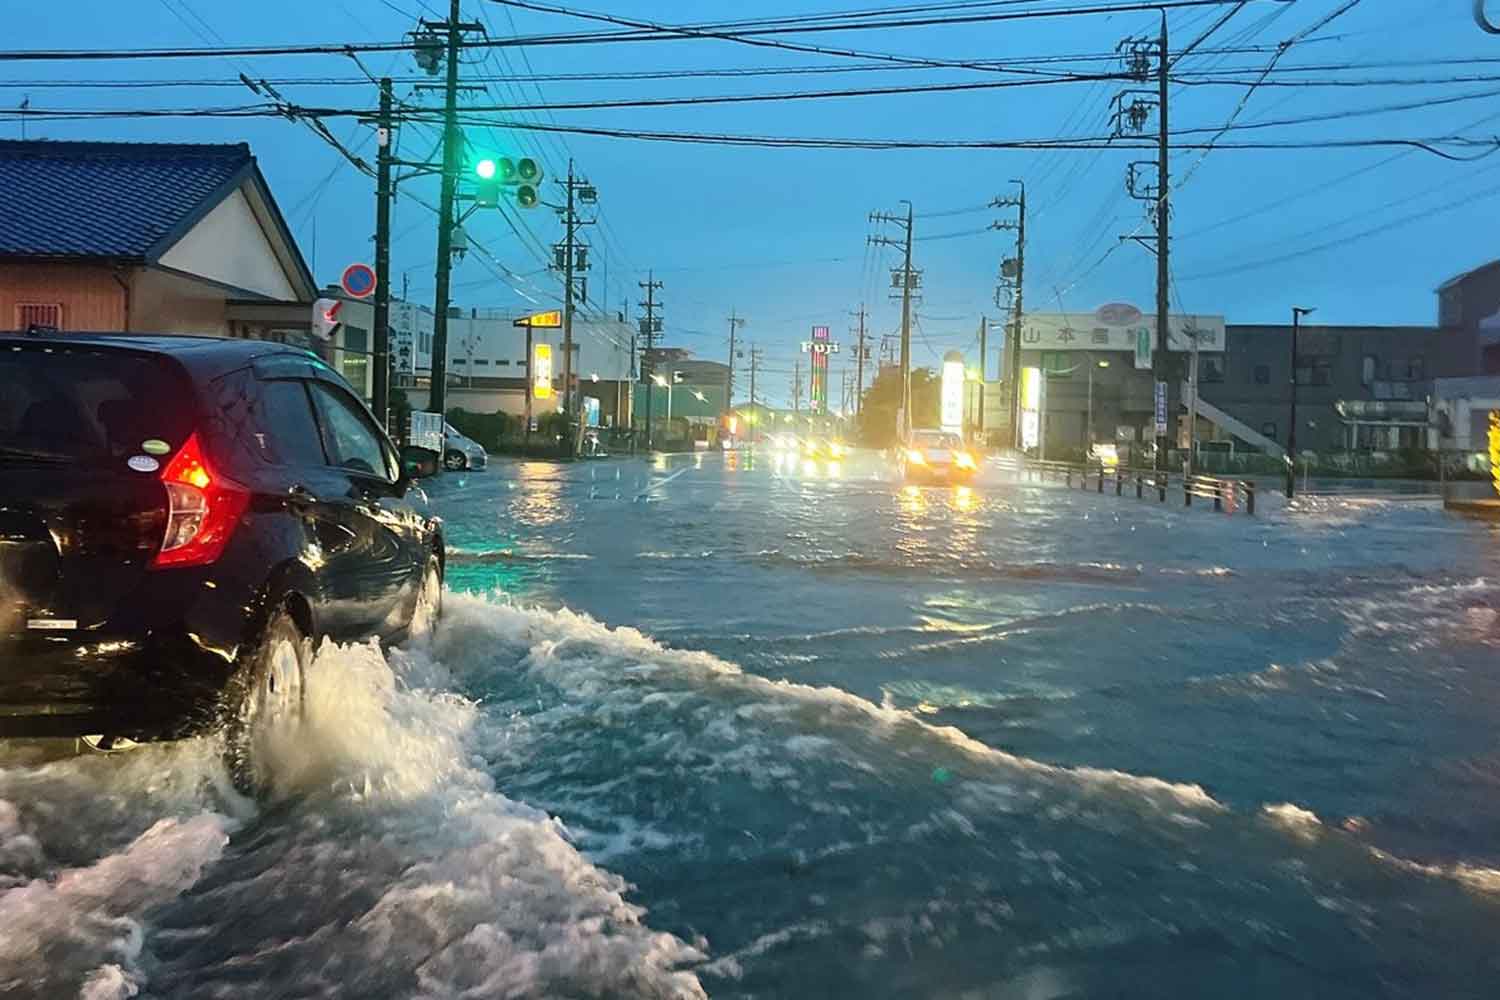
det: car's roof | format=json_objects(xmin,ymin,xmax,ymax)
[{"xmin": 0, "ymin": 332, "xmax": 321, "ymax": 380}]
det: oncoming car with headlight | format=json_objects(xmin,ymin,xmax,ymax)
[{"xmin": 900, "ymin": 429, "xmax": 977, "ymax": 482}]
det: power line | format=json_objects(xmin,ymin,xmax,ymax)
[{"xmin": 0, "ymin": 0, "xmax": 1265, "ymax": 63}]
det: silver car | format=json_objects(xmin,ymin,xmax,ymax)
[{"xmin": 443, "ymin": 422, "xmax": 488, "ymax": 471}]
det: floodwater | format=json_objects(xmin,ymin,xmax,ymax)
[{"xmin": 3, "ymin": 449, "xmax": 1499, "ymax": 999}]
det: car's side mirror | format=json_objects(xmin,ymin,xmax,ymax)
[{"xmin": 400, "ymin": 446, "xmax": 439, "ymax": 482}]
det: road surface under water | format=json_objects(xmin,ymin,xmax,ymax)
[{"xmin": 3, "ymin": 450, "xmax": 1499, "ymax": 998}]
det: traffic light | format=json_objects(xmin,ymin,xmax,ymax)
[
  {"xmin": 474, "ymin": 157, "xmax": 500, "ymax": 208},
  {"xmin": 470, "ymin": 154, "xmax": 543, "ymax": 209}
]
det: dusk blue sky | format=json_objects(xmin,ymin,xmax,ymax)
[{"xmin": 4, "ymin": 1, "xmax": 1494, "ymax": 405}]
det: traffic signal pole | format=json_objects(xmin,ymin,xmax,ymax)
[
  {"xmin": 373, "ymin": 77, "xmax": 393, "ymax": 432},
  {"xmin": 427, "ymin": 0, "xmax": 465, "ymax": 417}
]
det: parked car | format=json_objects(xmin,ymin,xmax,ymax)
[
  {"xmin": 0, "ymin": 333, "xmax": 445, "ymax": 793},
  {"xmin": 443, "ymin": 422, "xmax": 488, "ymax": 471}
]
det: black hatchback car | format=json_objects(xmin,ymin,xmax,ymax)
[{"xmin": 0, "ymin": 333, "xmax": 444, "ymax": 790}]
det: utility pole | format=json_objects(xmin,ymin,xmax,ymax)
[
  {"xmin": 563, "ymin": 159, "xmax": 577, "ymax": 419},
  {"xmin": 1115, "ymin": 23, "xmax": 1170, "ymax": 471},
  {"xmin": 553, "ymin": 161, "xmax": 597, "ymax": 419},
  {"xmin": 850, "ymin": 304, "xmax": 868, "ymax": 416},
  {"xmin": 748, "ymin": 344, "xmax": 761, "ymax": 406},
  {"xmin": 372, "ymin": 77, "xmax": 394, "ymax": 432},
  {"xmin": 1287, "ymin": 306, "xmax": 1315, "ymax": 498},
  {"xmin": 726, "ymin": 309, "xmax": 745, "ymax": 407},
  {"xmin": 1154, "ymin": 11, "xmax": 1171, "ymax": 473},
  {"xmin": 977, "ymin": 315, "xmax": 988, "ymax": 440},
  {"xmin": 427, "ymin": 0, "xmax": 480, "ymax": 417},
  {"xmin": 869, "ymin": 203, "xmax": 916, "ymax": 439},
  {"xmin": 639, "ymin": 272, "xmax": 663, "ymax": 450},
  {"xmin": 1003, "ymin": 183, "xmax": 1027, "ymax": 448}
]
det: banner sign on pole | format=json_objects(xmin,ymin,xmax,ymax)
[{"xmin": 1154, "ymin": 380, "xmax": 1168, "ymax": 435}]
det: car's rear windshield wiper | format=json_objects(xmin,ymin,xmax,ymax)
[{"xmin": 0, "ymin": 445, "xmax": 74, "ymax": 463}]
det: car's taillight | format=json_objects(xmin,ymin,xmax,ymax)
[{"xmin": 151, "ymin": 432, "xmax": 250, "ymax": 569}]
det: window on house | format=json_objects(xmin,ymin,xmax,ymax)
[
  {"xmin": 1295, "ymin": 360, "xmax": 1332, "ymax": 386},
  {"xmin": 1261, "ymin": 421, "xmax": 1277, "ymax": 440},
  {"xmin": 1199, "ymin": 357, "xmax": 1225, "ymax": 383},
  {"xmin": 1041, "ymin": 352, "xmax": 1071, "ymax": 377},
  {"xmin": 496, "ymin": 360, "xmax": 510, "ymax": 366},
  {"xmin": 15, "ymin": 303, "xmax": 62, "ymax": 330},
  {"xmin": 1254, "ymin": 364, "xmax": 1270, "ymax": 385},
  {"xmin": 1408, "ymin": 356, "xmax": 1424, "ymax": 381},
  {"xmin": 474, "ymin": 359, "xmax": 489, "ymax": 366},
  {"xmin": 1362, "ymin": 355, "xmax": 1377, "ymax": 386}
]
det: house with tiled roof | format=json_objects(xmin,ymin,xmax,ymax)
[{"xmin": 0, "ymin": 139, "xmax": 317, "ymax": 340}]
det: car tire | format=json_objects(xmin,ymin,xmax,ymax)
[
  {"xmin": 444, "ymin": 449, "xmax": 467, "ymax": 471},
  {"xmin": 409, "ymin": 552, "xmax": 443, "ymax": 639},
  {"xmin": 223, "ymin": 606, "xmax": 307, "ymax": 796}
]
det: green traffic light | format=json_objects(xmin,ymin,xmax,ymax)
[{"xmin": 475, "ymin": 158, "xmax": 497, "ymax": 180}]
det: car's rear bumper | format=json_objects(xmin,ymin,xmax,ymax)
[{"xmin": 0, "ymin": 628, "xmax": 236, "ymax": 740}]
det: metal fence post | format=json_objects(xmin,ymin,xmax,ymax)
[
  {"xmin": 1157, "ymin": 473, "xmax": 1167, "ymax": 503},
  {"xmin": 1097, "ymin": 466, "xmax": 1104, "ymax": 493},
  {"xmin": 1213, "ymin": 480, "xmax": 1223, "ymax": 512},
  {"xmin": 1185, "ymin": 478, "xmax": 1192, "ymax": 506},
  {"xmin": 1065, "ymin": 468, "xmax": 1071, "ymax": 487},
  {"xmin": 1136, "ymin": 472, "xmax": 1143, "ymax": 499},
  {"xmin": 1116, "ymin": 467, "xmax": 1124, "ymax": 495},
  {"xmin": 1246, "ymin": 481, "xmax": 1255, "ymax": 516}
]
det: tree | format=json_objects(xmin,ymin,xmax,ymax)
[{"xmin": 857, "ymin": 367, "xmax": 939, "ymax": 447}]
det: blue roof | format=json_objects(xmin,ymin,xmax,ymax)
[{"xmin": 0, "ymin": 140, "xmax": 252, "ymax": 259}]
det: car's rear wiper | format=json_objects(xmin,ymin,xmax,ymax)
[{"xmin": 0, "ymin": 445, "xmax": 73, "ymax": 463}]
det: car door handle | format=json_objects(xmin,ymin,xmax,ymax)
[{"xmin": 288, "ymin": 484, "xmax": 318, "ymax": 502}]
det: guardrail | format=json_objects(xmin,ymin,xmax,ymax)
[{"xmin": 1008, "ymin": 458, "xmax": 1256, "ymax": 515}]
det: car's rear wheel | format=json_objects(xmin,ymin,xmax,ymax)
[
  {"xmin": 223, "ymin": 606, "xmax": 307, "ymax": 796},
  {"xmin": 444, "ymin": 449, "xmax": 467, "ymax": 471},
  {"xmin": 409, "ymin": 553, "xmax": 443, "ymax": 639}
]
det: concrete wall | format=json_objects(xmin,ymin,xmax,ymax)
[
  {"xmin": 0, "ymin": 261, "xmax": 127, "ymax": 330},
  {"xmin": 129, "ymin": 268, "xmax": 229, "ymax": 336}
]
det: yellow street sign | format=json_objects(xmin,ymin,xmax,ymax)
[
  {"xmin": 1488, "ymin": 409, "xmax": 1499, "ymax": 497},
  {"xmin": 514, "ymin": 310, "xmax": 562, "ymax": 329}
]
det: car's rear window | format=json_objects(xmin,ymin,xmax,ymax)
[
  {"xmin": 0, "ymin": 345, "xmax": 195, "ymax": 465},
  {"xmin": 913, "ymin": 432, "xmax": 962, "ymax": 448}
]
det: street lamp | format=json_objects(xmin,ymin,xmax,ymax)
[
  {"xmin": 652, "ymin": 373, "xmax": 674, "ymax": 423},
  {"xmin": 1287, "ymin": 306, "xmax": 1316, "ymax": 498}
]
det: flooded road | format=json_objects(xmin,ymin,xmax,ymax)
[{"xmin": 3, "ymin": 450, "xmax": 1499, "ymax": 998}]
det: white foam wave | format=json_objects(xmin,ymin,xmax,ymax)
[
  {"xmin": 0, "ymin": 813, "xmax": 232, "ymax": 998},
  {"xmin": 1261, "ymin": 802, "xmax": 1324, "ymax": 838},
  {"xmin": 435, "ymin": 593, "xmax": 1224, "ymax": 815}
]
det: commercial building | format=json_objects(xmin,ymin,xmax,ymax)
[
  {"xmin": 396, "ymin": 307, "xmax": 635, "ymax": 425},
  {"xmin": 1000, "ymin": 260, "xmax": 1500, "ymax": 459}
]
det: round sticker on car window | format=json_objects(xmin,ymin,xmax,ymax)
[
  {"xmin": 141, "ymin": 439, "xmax": 171, "ymax": 456},
  {"xmin": 127, "ymin": 455, "xmax": 160, "ymax": 473}
]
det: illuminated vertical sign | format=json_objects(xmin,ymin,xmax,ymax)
[
  {"xmin": 532, "ymin": 342, "xmax": 553, "ymax": 399},
  {"xmin": 1020, "ymin": 366, "xmax": 1042, "ymax": 451},
  {"xmin": 940, "ymin": 350, "xmax": 964, "ymax": 433},
  {"xmin": 1489, "ymin": 409, "xmax": 1499, "ymax": 498},
  {"xmin": 810, "ymin": 325, "xmax": 830, "ymax": 414}
]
